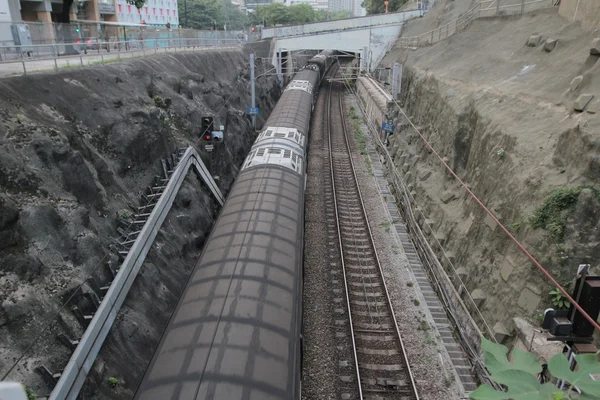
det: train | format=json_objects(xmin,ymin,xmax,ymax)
[{"xmin": 134, "ymin": 50, "xmax": 336, "ymax": 400}]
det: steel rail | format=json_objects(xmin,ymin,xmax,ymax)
[
  {"xmin": 50, "ymin": 147, "xmax": 223, "ymax": 400},
  {"xmin": 327, "ymin": 71, "xmax": 419, "ymax": 398},
  {"xmin": 326, "ymin": 64, "xmax": 364, "ymax": 399},
  {"xmin": 334, "ymin": 86, "xmax": 420, "ymax": 400}
]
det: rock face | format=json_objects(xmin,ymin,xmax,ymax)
[
  {"xmin": 0, "ymin": 49, "xmax": 281, "ymax": 398},
  {"xmin": 0, "ymin": 195, "xmax": 20, "ymax": 250}
]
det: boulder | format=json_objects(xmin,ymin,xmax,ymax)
[
  {"xmin": 544, "ymin": 38, "xmax": 558, "ymax": 52},
  {"xmin": 590, "ymin": 38, "xmax": 600, "ymax": 55},
  {"xmin": 419, "ymin": 170, "xmax": 432, "ymax": 180},
  {"xmin": 586, "ymin": 100, "xmax": 600, "ymax": 114},
  {"xmin": 570, "ymin": 75, "xmax": 584, "ymax": 92},
  {"xmin": 573, "ymin": 94, "xmax": 595, "ymax": 112},
  {"xmin": 440, "ymin": 191, "xmax": 455, "ymax": 204},
  {"xmin": 527, "ymin": 34, "xmax": 542, "ymax": 47}
]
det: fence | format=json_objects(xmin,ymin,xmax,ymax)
[
  {"xmin": 0, "ymin": 20, "xmax": 245, "ymax": 48},
  {"xmin": 396, "ymin": 0, "xmax": 558, "ymax": 47},
  {"xmin": 0, "ymin": 37, "xmax": 243, "ymax": 76}
]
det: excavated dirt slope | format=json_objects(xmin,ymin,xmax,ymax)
[
  {"xmin": 380, "ymin": 0, "xmax": 600, "ymax": 337},
  {"xmin": 0, "ymin": 48, "xmax": 279, "ymax": 398}
]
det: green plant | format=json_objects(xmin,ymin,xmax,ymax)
[
  {"xmin": 529, "ymin": 186, "xmax": 600, "ymax": 241},
  {"xmin": 406, "ymin": 281, "xmax": 414, "ymax": 287},
  {"xmin": 510, "ymin": 218, "xmax": 524, "ymax": 233},
  {"xmin": 470, "ymin": 337, "xmax": 600, "ymax": 399},
  {"xmin": 381, "ymin": 220, "xmax": 392, "ymax": 232},
  {"xmin": 497, "ymin": 148, "xmax": 505, "ymax": 159},
  {"xmin": 16, "ymin": 114, "xmax": 25, "ymax": 123},
  {"xmin": 108, "ymin": 377, "xmax": 119, "ymax": 388},
  {"xmin": 25, "ymin": 386, "xmax": 36, "ymax": 400},
  {"xmin": 419, "ymin": 320, "xmax": 430, "ymax": 331},
  {"xmin": 118, "ymin": 209, "xmax": 132, "ymax": 220},
  {"xmin": 549, "ymin": 288, "xmax": 570, "ymax": 310},
  {"xmin": 413, "ymin": 298, "xmax": 420, "ymax": 306},
  {"xmin": 153, "ymin": 95, "xmax": 166, "ymax": 108}
]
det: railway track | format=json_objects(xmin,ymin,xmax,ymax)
[{"xmin": 324, "ymin": 67, "xmax": 420, "ymax": 400}]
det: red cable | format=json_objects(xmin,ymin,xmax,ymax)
[{"xmin": 390, "ymin": 97, "xmax": 600, "ymax": 334}]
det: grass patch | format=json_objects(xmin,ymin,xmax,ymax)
[
  {"xmin": 380, "ymin": 220, "xmax": 392, "ymax": 232},
  {"xmin": 347, "ymin": 104, "xmax": 373, "ymax": 174},
  {"xmin": 108, "ymin": 377, "xmax": 120, "ymax": 388},
  {"xmin": 413, "ymin": 298, "xmax": 420, "ymax": 306},
  {"xmin": 530, "ymin": 185, "xmax": 600, "ymax": 240},
  {"xmin": 406, "ymin": 281, "xmax": 414, "ymax": 287},
  {"xmin": 25, "ymin": 386, "xmax": 36, "ymax": 400},
  {"xmin": 419, "ymin": 319, "xmax": 430, "ymax": 331}
]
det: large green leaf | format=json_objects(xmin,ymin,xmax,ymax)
[
  {"xmin": 470, "ymin": 384, "xmax": 511, "ymax": 400},
  {"xmin": 482, "ymin": 337, "xmax": 542, "ymax": 376},
  {"xmin": 548, "ymin": 352, "xmax": 600, "ymax": 398}
]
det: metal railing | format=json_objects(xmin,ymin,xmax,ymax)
[
  {"xmin": 396, "ymin": 0, "xmax": 558, "ymax": 48},
  {"xmin": 50, "ymin": 147, "xmax": 223, "ymax": 400},
  {"xmin": 0, "ymin": 37, "xmax": 244, "ymax": 76},
  {"xmin": 0, "ymin": 20, "xmax": 245, "ymax": 46}
]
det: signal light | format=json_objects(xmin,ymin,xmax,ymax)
[{"xmin": 201, "ymin": 116, "xmax": 214, "ymax": 141}]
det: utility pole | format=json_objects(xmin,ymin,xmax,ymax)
[
  {"xmin": 277, "ymin": 48, "xmax": 283, "ymax": 88},
  {"xmin": 392, "ymin": 62, "xmax": 401, "ymax": 100},
  {"xmin": 184, "ymin": 0, "xmax": 187, "ymax": 27},
  {"xmin": 250, "ymin": 53, "xmax": 256, "ymax": 128}
]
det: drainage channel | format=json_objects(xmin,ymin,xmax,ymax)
[{"xmin": 352, "ymin": 101, "xmax": 478, "ymax": 394}]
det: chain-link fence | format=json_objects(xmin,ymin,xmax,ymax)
[{"xmin": 0, "ymin": 22, "xmax": 247, "ymax": 62}]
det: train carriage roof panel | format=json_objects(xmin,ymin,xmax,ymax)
[{"xmin": 135, "ymin": 166, "xmax": 304, "ymax": 400}]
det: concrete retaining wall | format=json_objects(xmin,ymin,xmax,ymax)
[
  {"xmin": 262, "ymin": 9, "xmax": 421, "ymax": 39},
  {"xmin": 355, "ymin": 76, "xmax": 393, "ymax": 133}
]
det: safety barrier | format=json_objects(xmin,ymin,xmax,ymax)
[{"xmin": 49, "ymin": 147, "xmax": 222, "ymax": 400}]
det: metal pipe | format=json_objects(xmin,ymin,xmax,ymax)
[{"xmin": 250, "ymin": 52, "xmax": 256, "ymax": 128}]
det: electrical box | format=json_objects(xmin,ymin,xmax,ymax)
[
  {"xmin": 550, "ymin": 317, "xmax": 573, "ymax": 337},
  {"xmin": 10, "ymin": 24, "xmax": 32, "ymax": 50},
  {"xmin": 211, "ymin": 131, "xmax": 223, "ymax": 142},
  {"xmin": 569, "ymin": 276, "xmax": 600, "ymax": 338}
]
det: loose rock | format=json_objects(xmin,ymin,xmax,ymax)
[
  {"xmin": 573, "ymin": 94, "xmax": 595, "ymax": 112},
  {"xmin": 527, "ymin": 34, "xmax": 542, "ymax": 47},
  {"xmin": 544, "ymin": 38, "xmax": 558, "ymax": 52}
]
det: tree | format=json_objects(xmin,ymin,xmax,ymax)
[
  {"xmin": 178, "ymin": 0, "xmax": 248, "ymax": 30},
  {"xmin": 361, "ymin": 0, "xmax": 407, "ymax": 15},
  {"xmin": 248, "ymin": 3, "xmax": 350, "ymax": 27}
]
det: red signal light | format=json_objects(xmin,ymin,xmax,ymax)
[{"xmin": 204, "ymin": 134, "xmax": 212, "ymax": 141}]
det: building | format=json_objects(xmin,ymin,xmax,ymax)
[
  {"xmin": 115, "ymin": 0, "xmax": 179, "ymax": 26},
  {"xmin": 353, "ymin": 0, "xmax": 366, "ymax": 17},
  {"xmin": 289, "ymin": 0, "xmax": 327, "ymax": 10},
  {"xmin": 328, "ymin": 0, "xmax": 352, "ymax": 13},
  {"xmin": 0, "ymin": 0, "xmax": 178, "ymax": 45}
]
